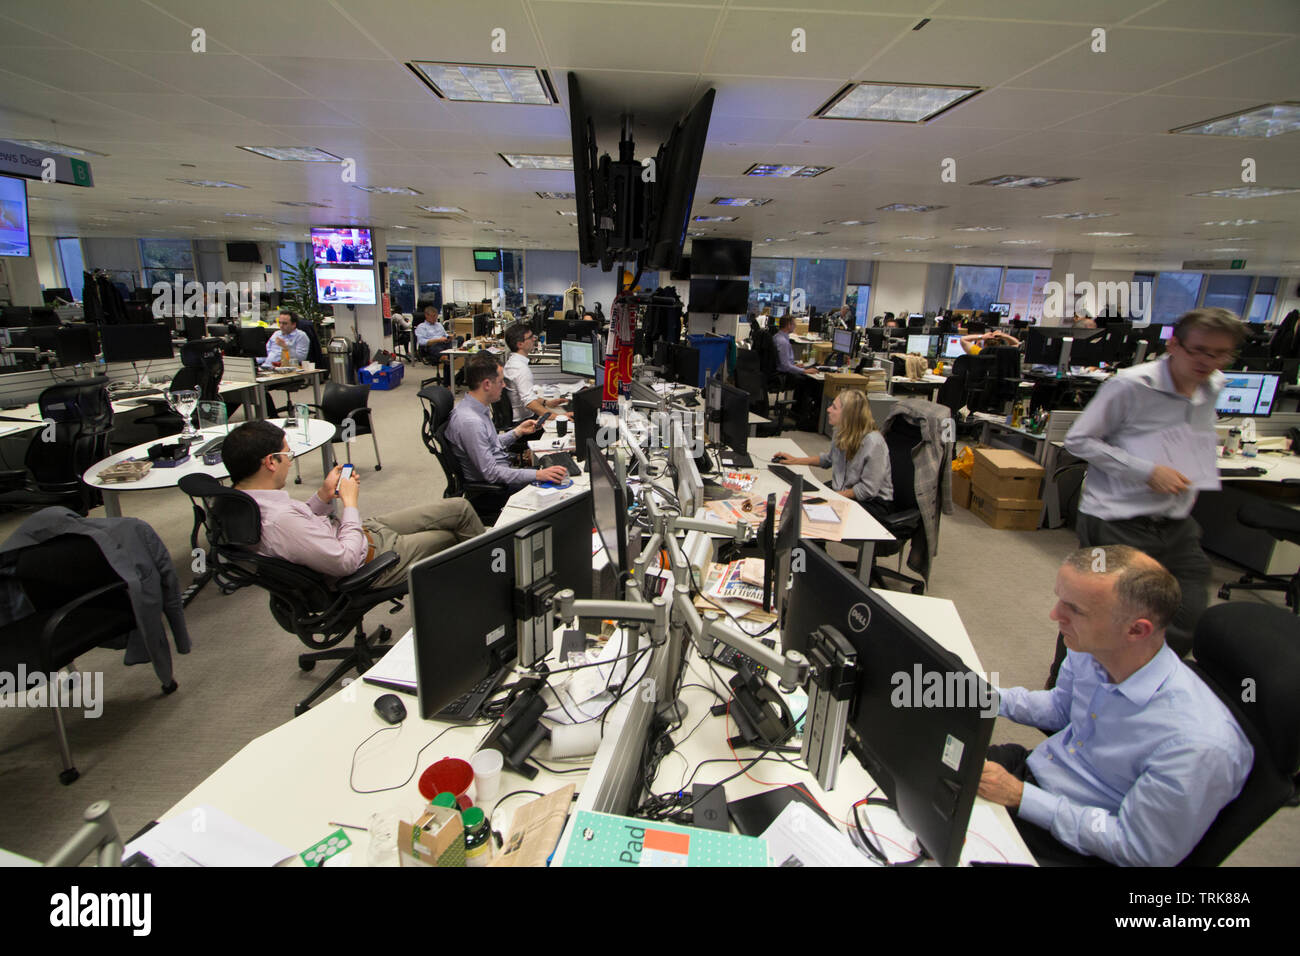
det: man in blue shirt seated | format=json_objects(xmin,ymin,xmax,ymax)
[
  {"xmin": 261, "ymin": 310, "xmax": 309, "ymax": 369},
  {"xmin": 772, "ymin": 313, "xmax": 822, "ymax": 430},
  {"xmin": 444, "ymin": 353, "xmax": 570, "ymax": 493},
  {"xmin": 979, "ymin": 545, "xmax": 1253, "ymax": 866},
  {"xmin": 414, "ymin": 304, "xmax": 453, "ymax": 383}
]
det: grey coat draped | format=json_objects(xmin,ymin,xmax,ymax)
[{"xmin": 881, "ymin": 398, "xmax": 953, "ymax": 580}]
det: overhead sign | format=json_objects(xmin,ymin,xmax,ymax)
[
  {"xmin": 1182, "ymin": 259, "xmax": 1246, "ymax": 271},
  {"xmin": 0, "ymin": 141, "xmax": 94, "ymax": 187}
]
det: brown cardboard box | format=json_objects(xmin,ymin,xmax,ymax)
[
  {"xmin": 970, "ymin": 486, "xmax": 1041, "ymax": 531},
  {"xmin": 971, "ymin": 448, "xmax": 1044, "ymax": 502},
  {"xmin": 398, "ymin": 804, "xmax": 466, "ymax": 867},
  {"xmin": 823, "ymin": 372, "xmax": 869, "ymax": 402},
  {"xmin": 951, "ymin": 471, "xmax": 972, "ymax": 509},
  {"xmin": 795, "ymin": 319, "xmax": 810, "ymax": 335}
]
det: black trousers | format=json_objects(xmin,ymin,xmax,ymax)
[
  {"xmin": 1048, "ymin": 510, "xmax": 1209, "ymax": 684},
  {"xmin": 985, "ymin": 744, "xmax": 1112, "ymax": 867}
]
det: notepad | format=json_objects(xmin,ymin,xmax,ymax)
[{"xmin": 802, "ymin": 503, "xmax": 840, "ymax": 524}]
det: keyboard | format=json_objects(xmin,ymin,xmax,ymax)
[
  {"xmin": 110, "ymin": 388, "xmax": 161, "ymax": 400},
  {"xmin": 436, "ymin": 663, "xmax": 512, "ymax": 723},
  {"xmin": 1219, "ymin": 465, "xmax": 1266, "ymax": 477},
  {"xmin": 720, "ymin": 452, "xmax": 754, "ymax": 468},
  {"xmin": 712, "ymin": 638, "xmax": 776, "ymax": 680},
  {"xmin": 537, "ymin": 452, "xmax": 581, "ymax": 476},
  {"xmin": 767, "ymin": 463, "xmax": 800, "ymax": 486}
]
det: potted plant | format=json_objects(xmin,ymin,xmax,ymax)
[{"xmin": 282, "ymin": 258, "xmax": 327, "ymax": 326}]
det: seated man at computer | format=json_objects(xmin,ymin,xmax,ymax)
[
  {"xmin": 773, "ymin": 313, "xmax": 822, "ymax": 430},
  {"xmin": 261, "ymin": 310, "xmax": 309, "ymax": 369},
  {"xmin": 415, "ymin": 304, "xmax": 452, "ymax": 382},
  {"xmin": 445, "ymin": 353, "xmax": 569, "ymax": 493},
  {"xmin": 224, "ymin": 420, "xmax": 484, "ymax": 588},
  {"xmin": 978, "ymin": 546, "xmax": 1252, "ymax": 867},
  {"xmin": 959, "ymin": 329, "xmax": 1020, "ymax": 356},
  {"xmin": 503, "ymin": 324, "xmax": 569, "ymax": 424}
]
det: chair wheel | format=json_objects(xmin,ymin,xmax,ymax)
[
  {"xmin": 59, "ymin": 768, "xmax": 79, "ymax": 785},
  {"xmin": 161, "ymin": 680, "xmax": 179, "ymax": 695},
  {"xmin": 293, "ymin": 703, "xmax": 309, "ymax": 717},
  {"xmin": 910, "ymin": 584, "xmax": 925, "ymax": 595},
  {"xmin": 375, "ymin": 464, "xmax": 382, "ymax": 471},
  {"xmin": 1218, "ymin": 586, "xmax": 1232, "ymax": 600},
  {"xmin": 299, "ymin": 659, "xmax": 316, "ymax": 671},
  {"xmin": 376, "ymin": 626, "xmax": 392, "ymax": 644}
]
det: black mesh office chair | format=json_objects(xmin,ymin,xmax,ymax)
[
  {"xmin": 1218, "ymin": 484, "xmax": 1300, "ymax": 614},
  {"xmin": 306, "ymin": 382, "xmax": 382, "ymax": 471},
  {"xmin": 0, "ymin": 378, "xmax": 113, "ymax": 516},
  {"xmin": 178, "ymin": 474, "xmax": 404, "ymax": 717},
  {"xmin": 750, "ymin": 326, "xmax": 796, "ymax": 431},
  {"xmin": 417, "ymin": 384, "xmax": 511, "ymax": 525},
  {"xmin": 870, "ymin": 418, "xmax": 927, "ymax": 594},
  {"xmin": 1180, "ymin": 603, "xmax": 1300, "ymax": 865},
  {"xmin": 0, "ymin": 533, "xmax": 177, "ymax": 784}
]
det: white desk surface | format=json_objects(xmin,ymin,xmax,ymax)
[{"xmin": 1215, "ymin": 450, "xmax": 1300, "ymax": 483}]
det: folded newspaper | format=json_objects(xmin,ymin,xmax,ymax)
[
  {"xmin": 96, "ymin": 460, "xmax": 152, "ymax": 483},
  {"xmin": 705, "ymin": 558, "xmax": 767, "ymax": 605}
]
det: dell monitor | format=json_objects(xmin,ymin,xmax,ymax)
[
  {"xmin": 55, "ymin": 325, "xmax": 98, "ymax": 366},
  {"xmin": 572, "ymin": 385, "xmax": 603, "ymax": 463},
  {"xmin": 671, "ymin": 343, "xmax": 702, "ymax": 389},
  {"xmin": 100, "ymin": 323, "xmax": 173, "ymax": 363},
  {"xmin": 705, "ymin": 377, "xmax": 750, "ymax": 462},
  {"xmin": 942, "ymin": 334, "xmax": 965, "ymax": 359},
  {"xmin": 989, "ymin": 302, "xmax": 1011, "ymax": 317},
  {"xmin": 783, "ymin": 540, "xmax": 995, "ymax": 867},
  {"xmin": 906, "ymin": 333, "xmax": 931, "ymax": 356},
  {"xmin": 766, "ymin": 477, "xmax": 802, "ymax": 617},
  {"xmin": 1216, "ymin": 371, "xmax": 1279, "ymax": 417},
  {"xmin": 561, "ymin": 337, "xmax": 597, "ymax": 378},
  {"xmin": 832, "ymin": 329, "xmax": 854, "ymax": 357},
  {"xmin": 472, "ymin": 249, "xmax": 502, "ymax": 273},
  {"xmin": 671, "ymin": 419, "xmax": 703, "ymax": 515},
  {"xmin": 588, "ymin": 438, "xmax": 630, "ymax": 583},
  {"xmin": 410, "ymin": 490, "xmax": 594, "ymax": 719}
]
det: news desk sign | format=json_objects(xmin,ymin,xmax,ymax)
[{"xmin": 0, "ymin": 141, "xmax": 94, "ymax": 187}]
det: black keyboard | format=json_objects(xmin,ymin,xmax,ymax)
[
  {"xmin": 436, "ymin": 664, "xmax": 512, "ymax": 723},
  {"xmin": 110, "ymin": 388, "xmax": 161, "ymax": 400},
  {"xmin": 712, "ymin": 638, "xmax": 776, "ymax": 680},
  {"xmin": 767, "ymin": 463, "xmax": 800, "ymax": 485},
  {"xmin": 720, "ymin": 452, "xmax": 754, "ymax": 468},
  {"xmin": 1219, "ymin": 466, "xmax": 1266, "ymax": 477},
  {"xmin": 537, "ymin": 452, "xmax": 581, "ymax": 476}
]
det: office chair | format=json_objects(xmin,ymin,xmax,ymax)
[
  {"xmin": 306, "ymin": 382, "xmax": 382, "ymax": 471},
  {"xmin": 1179, "ymin": 602, "xmax": 1300, "ymax": 865},
  {"xmin": 870, "ymin": 417, "xmax": 927, "ymax": 595},
  {"xmin": 178, "ymin": 474, "xmax": 404, "ymax": 717},
  {"xmin": 0, "ymin": 533, "xmax": 178, "ymax": 784},
  {"xmin": 1218, "ymin": 484, "xmax": 1300, "ymax": 613},
  {"xmin": 0, "ymin": 378, "xmax": 113, "ymax": 516},
  {"xmin": 417, "ymin": 384, "xmax": 512, "ymax": 525},
  {"xmin": 264, "ymin": 322, "xmax": 323, "ymax": 415},
  {"xmin": 750, "ymin": 326, "xmax": 796, "ymax": 431},
  {"xmin": 935, "ymin": 356, "xmax": 984, "ymax": 440}
]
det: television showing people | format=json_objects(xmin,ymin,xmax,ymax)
[
  {"xmin": 310, "ymin": 227, "xmax": 374, "ymax": 266},
  {"xmin": 315, "ymin": 267, "xmax": 376, "ymax": 305}
]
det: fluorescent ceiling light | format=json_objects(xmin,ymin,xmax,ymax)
[
  {"xmin": 1189, "ymin": 185, "xmax": 1300, "ymax": 199},
  {"xmin": 1203, "ymin": 219, "xmax": 1263, "ymax": 226},
  {"xmin": 130, "ymin": 198, "xmax": 191, "ymax": 205},
  {"xmin": 1206, "ymin": 236, "xmax": 1250, "ymax": 241},
  {"xmin": 354, "ymin": 184, "xmax": 422, "ymax": 195},
  {"xmin": 971, "ymin": 174, "xmax": 1077, "ymax": 189},
  {"xmin": 953, "ymin": 225, "xmax": 1004, "ymax": 232},
  {"xmin": 238, "ymin": 146, "xmax": 342, "ymax": 162},
  {"xmin": 472, "ymin": 219, "xmax": 495, "ymax": 225},
  {"xmin": 1210, "ymin": 247, "xmax": 1249, "ymax": 251},
  {"xmin": 274, "ymin": 200, "xmax": 329, "ymax": 208},
  {"xmin": 391, "ymin": 225, "xmax": 413, "ymax": 230},
  {"xmin": 712, "ymin": 197, "xmax": 771, "ymax": 207},
  {"xmin": 816, "ymin": 82, "xmax": 979, "ymax": 123},
  {"xmin": 794, "ymin": 230, "xmax": 828, "ymax": 236},
  {"xmin": 825, "ymin": 219, "xmax": 874, "ymax": 226},
  {"xmin": 744, "ymin": 163, "xmax": 831, "ymax": 178},
  {"xmin": 897, "ymin": 235, "xmax": 934, "ymax": 240},
  {"xmin": 902, "ymin": 248, "xmax": 926, "ymax": 253},
  {"xmin": 487, "ymin": 228, "xmax": 513, "ymax": 233},
  {"xmin": 1041, "ymin": 212, "xmax": 1115, "ymax": 221},
  {"xmin": 224, "ymin": 212, "xmax": 259, "ymax": 218},
  {"xmin": 762, "ymin": 237, "xmax": 792, "ymax": 242},
  {"xmin": 1084, "ymin": 231, "xmax": 1134, "ymax": 237},
  {"xmin": 499, "ymin": 154, "xmax": 572, "ymax": 170},
  {"xmin": 536, "ymin": 191, "xmax": 574, "ymax": 200},
  {"xmin": 10, "ymin": 139, "xmax": 107, "ymax": 157},
  {"xmin": 952, "ymin": 244, "xmax": 975, "ymax": 249},
  {"xmin": 878, "ymin": 203, "xmax": 945, "ymax": 213},
  {"xmin": 556, "ymin": 210, "xmax": 577, "ymax": 216},
  {"xmin": 693, "ymin": 215, "xmax": 737, "ymax": 222},
  {"xmin": 418, "ymin": 205, "xmax": 465, "ymax": 213},
  {"xmin": 171, "ymin": 179, "xmax": 247, "ymax": 188},
  {"xmin": 1172, "ymin": 102, "xmax": 1300, "ymax": 138},
  {"xmin": 408, "ymin": 62, "xmax": 556, "ymax": 104},
  {"xmin": 1000, "ymin": 239, "xmax": 1040, "ymax": 245}
]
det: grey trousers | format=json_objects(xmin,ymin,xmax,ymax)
[{"xmin": 363, "ymin": 498, "xmax": 485, "ymax": 588}]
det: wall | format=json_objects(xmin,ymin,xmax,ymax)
[
  {"xmin": 1275, "ymin": 275, "xmax": 1300, "ymax": 324},
  {"xmin": 32, "ymin": 236, "xmax": 60, "ymax": 290},
  {"xmin": 441, "ymin": 246, "xmax": 490, "ymax": 305},
  {"xmin": 871, "ymin": 261, "xmax": 928, "ymax": 318},
  {"xmin": 0, "ymin": 253, "xmax": 40, "ymax": 305},
  {"xmin": 81, "ymin": 237, "xmax": 140, "ymax": 275},
  {"xmin": 524, "ymin": 249, "xmax": 578, "ymax": 296}
]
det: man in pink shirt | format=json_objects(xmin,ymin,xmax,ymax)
[{"xmin": 224, "ymin": 421, "xmax": 483, "ymax": 588}]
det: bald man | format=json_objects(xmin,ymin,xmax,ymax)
[{"xmin": 979, "ymin": 546, "xmax": 1252, "ymax": 866}]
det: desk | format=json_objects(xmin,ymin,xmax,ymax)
[
  {"xmin": 250, "ymin": 368, "xmax": 326, "ymax": 418},
  {"xmin": 83, "ymin": 417, "xmax": 337, "ymax": 519},
  {"xmin": 891, "ymin": 373, "xmax": 947, "ymax": 402},
  {"xmin": 1195, "ymin": 451, "xmax": 1300, "ymax": 576}
]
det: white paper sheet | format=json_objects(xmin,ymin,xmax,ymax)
[
  {"xmin": 760, "ymin": 802, "xmax": 874, "ymax": 867},
  {"xmin": 125, "ymin": 805, "xmax": 294, "ymax": 867}
]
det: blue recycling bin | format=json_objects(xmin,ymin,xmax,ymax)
[{"xmin": 687, "ymin": 334, "xmax": 732, "ymax": 389}]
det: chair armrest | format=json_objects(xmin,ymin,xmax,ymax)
[
  {"xmin": 39, "ymin": 582, "xmax": 130, "ymax": 671},
  {"xmin": 0, "ymin": 469, "xmax": 27, "ymax": 491},
  {"xmin": 464, "ymin": 480, "xmax": 510, "ymax": 496},
  {"xmin": 879, "ymin": 508, "xmax": 922, "ymax": 536},
  {"xmin": 336, "ymin": 551, "xmax": 399, "ymax": 592},
  {"xmin": 343, "ymin": 406, "xmax": 373, "ymax": 425}
]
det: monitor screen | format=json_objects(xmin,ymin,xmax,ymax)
[
  {"xmin": 309, "ymin": 227, "xmax": 374, "ymax": 266},
  {"xmin": 832, "ymin": 329, "xmax": 854, "ymax": 356},
  {"xmin": 572, "ymin": 385, "xmax": 603, "ymax": 463},
  {"xmin": 472, "ymin": 249, "xmax": 502, "ymax": 272},
  {"xmin": 689, "ymin": 238, "xmax": 751, "ymax": 276},
  {"xmin": 315, "ymin": 267, "xmax": 376, "ymax": 305},
  {"xmin": 561, "ymin": 338, "xmax": 596, "ymax": 377},
  {"xmin": 943, "ymin": 334, "xmax": 965, "ymax": 359},
  {"xmin": 688, "ymin": 278, "xmax": 749, "ymax": 314},
  {"xmin": 672, "ymin": 343, "xmax": 701, "ymax": 388},
  {"xmin": 0, "ymin": 175, "xmax": 31, "ymax": 258},
  {"xmin": 906, "ymin": 333, "xmax": 931, "ymax": 355},
  {"xmin": 100, "ymin": 323, "xmax": 174, "ymax": 363},
  {"xmin": 988, "ymin": 302, "xmax": 1011, "ymax": 316},
  {"xmin": 1159, "ymin": 325, "xmax": 1175, "ymax": 341},
  {"xmin": 588, "ymin": 439, "xmax": 628, "ymax": 576},
  {"xmin": 1216, "ymin": 372, "xmax": 1279, "ymax": 418},
  {"xmin": 55, "ymin": 325, "xmax": 98, "ymax": 365},
  {"xmin": 226, "ymin": 241, "xmax": 262, "ymax": 263}
]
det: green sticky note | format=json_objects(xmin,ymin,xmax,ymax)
[{"xmin": 300, "ymin": 828, "xmax": 352, "ymax": 867}]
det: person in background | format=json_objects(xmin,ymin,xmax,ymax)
[
  {"xmin": 503, "ymin": 324, "xmax": 569, "ymax": 425},
  {"xmin": 772, "ymin": 389, "xmax": 892, "ymax": 523},
  {"xmin": 415, "ymin": 303, "xmax": 452, "ymax": 383},
  {"xmin": 959, "ymin": 329, "xmax": 1021, "ymax": 356},
  {"xmin": 261, "ymin": 310, "xmax": 309, "ymax": 369}
]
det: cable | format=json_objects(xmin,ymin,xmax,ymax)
[
  {"xmin": 527, "ymin": 758, "xmax": 591, "ymax": 775},
  {"xmin": 491, "ymin": 789, "xmax": 543, "ymax": 818},
  {"xmin": 347, "ymin": 720, "xmax": 492, "ymax": 795}
]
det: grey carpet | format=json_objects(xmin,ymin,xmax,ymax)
[{"xmin": 0, "ymin": 377, "xmax": 1294, "ymax": 866}]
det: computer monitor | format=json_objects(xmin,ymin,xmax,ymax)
[
  {"xmin": 0, "ymin": 306, "xmax": 31, "ymax": 328},
  {"xmin": 410, "ymin": 490, "xmax": 594, "ymax": 719},
  {"xmin": 832, "ymin": 329, "xmax": 854, "ymax": 356},
  {"xmin": 766, "ymin": 477, "xmax": 802, "ymax": 617},
  {"xmin": 183, "ymin": 315, "xmax": 207, "ymax": 341},
  {"xmin": 561, "ymin": 337, "xmax": 597, "ymax": 378},
  {"xmin": 1024, "ymin": 327, "xmax": 1085, "ymax": 366},
  {"xmin": 808, "ymin": 310, "xmax": 825, "ymax": 336},
  {"xmin": 671, "ymin": 343, "xmax": 701, "ymax": 389},
  {"xmin": 1159, "ymin": 325, "xmax": 1175, "ymax": 341},
  {"xmin": 942, "ymin": 334, "xmax": 965, "ymax": 359},
  {"xmin": 865, "ymin": 328, "xmax": 885, "ymax": 352},
  {"xmin": 588, "ymin": 438, "xmax": 629, "ymax": 581},
  {"xmin": 28, "ymin": 307, "xmax": 60, "ymax": 327},
  {"xmin": 783, "ymin": 540, "xmax": 995, "ymax": 867},
  {"xmin": 42, "ymin": 288, "xmax": 73, "ymax": 305},
  {"xmin": 55, "ymin": 325, "xmax": 98, "ymax": 365},
  {"xmin": 705, "ymin": 377, "xmax": 750, "ymax": 457},
  {"xmin": 671, "ymin": 419, "xmax": 703, "ymax": 514},
  {"xmin": 572, "ymin": 385, "xmax": 603, "ymax": 463},
  {"xmin": 906, "ymin": 333, "xmax": 931, "ymax": 356},
  {"xmin": 1216, "ymin": 371, "xmax": 1280, "ymax": 417},
  {"xmin": 238, "ymin": 326, "xmax": 273, "ymax": 359},
  {"xmin": 100, "ymin": 324, "xmax": 174, "ymax": 363},
  {"xmin": 989, "ymin": 302, "xmax": 1011, "ymax": 317}
]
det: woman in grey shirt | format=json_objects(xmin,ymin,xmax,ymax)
[{"xmin": 772, "ymin": 389, "xmax": 892, "ymax": 522}]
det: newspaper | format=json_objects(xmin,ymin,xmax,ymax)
[{"xmin": 705, "ymin": 491, "xmax": 848, "ymax": 542}]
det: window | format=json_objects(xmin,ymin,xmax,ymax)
[
  {"xmin": 386, "ymin": 246, "xmax": 415, "ymax": 315},
  {"xmin": 1201, "ymin": 274, "xmax": 1252, "ymax": 316},
  {"xmin": 1152, "ymin": 272, "xmax": 1203, "ymax": 324},
  {"xmin": 948, "ymin": 265, "xmax": 1003, "ymax": 312},
  {"xmin": 278, "ymin": 241, "xmax": 308, "ymax": 273},
  {"xmin": 56, "ymin": 238, "xmax": 85, "ymax": 303},
  {"xmin": 1246, "ymin": 276, "xmax": 1279, "ymax": 324},
  {"xmin": 1000, "ymin": 268, "xmax": 1050, "ymax": 321},
  {"xmin": 415, "ymin": 246, "xmax": 442, "ymax": 309},
  {"xmin": 749, "ymin": 258, "xmax": 793, "ymax": 316},
  {"xmin": 500, "ymin": 249, "xmax": 524, "ymax": 312},
  {"xmin": 847, "ymin": 284, "xmax": 871, "ymax": 326},
  {"xmin": 793, "ymin": 258, "xmax": 846, "ymax": 315},
  {"xmin": 140, "ymin": 239, "xmax": 195, "ymax": 289}
]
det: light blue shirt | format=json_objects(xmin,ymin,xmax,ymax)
[
  {"xmin": 999, "ymin": 644, "xmax": 1253, "ymax": 866},
  {"xmin": 773, "ymin": 331, "xmax": 806, "ymax": 377},
  {"xmin": 261, "ymin": 328, "xmax": 309, "ymax": 368},
  {"xmin": 415, "ymin": 320, "xmax": 448, "ymax": 348},
  {"xmin": 444, "ymin": 395, "xmax": 535, "ymax": 491}
]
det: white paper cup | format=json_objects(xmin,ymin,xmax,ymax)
[
  {"xmin": 302, "ymin": 360, "xmax": 315, "ymax": 371},
  {"xmin": 470, "ymin": 749, "xmax": 504, "ymax": 802}
]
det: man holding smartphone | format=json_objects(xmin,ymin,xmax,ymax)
[{"xmin": 225, "ymin": 420, "xmax": 484, "ymax": 587}]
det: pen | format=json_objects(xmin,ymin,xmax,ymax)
[{"xmin": 329, "ymin": 821, "xmax": 368, "ymax": 832}]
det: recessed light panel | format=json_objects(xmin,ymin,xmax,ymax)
[
  {"xmin": 171, "ymin": 179, "xmax": 247, "ymax": 188},
  {"xmin": 878, "ymin": 203, "xmax": 945, "ymax": 213},
  {"xmin": 408, "ymin": 62, "xmax": 556, "ymax": 105},
  {"xmin": 1084, "ymin": 231, "xmax": 1134, "ymax": 237},
  {"xmin": 816, "ymin": 82, "xmax": 979, "ymax": 123},
  {"xmin": 1041, "ymin": 212, "xmax": 1115, "ymax": 221},
  {"xmin": 10, "ymin": 139, "xmax": 107, "ymax": 157},
  {"xmin": 354, "ymin": 185, "xmax": 422, "ymax": 195},
  {"xmin": 536, "ymin": 191, "xmax": 575, "ymax": 200},
  {"xmin": 953, "ymin": 225, "xmax": 1005, "ymax": 232},
  {"xmin": 693, "ymin": 215, "xmax": 738, "ymax": 222},
  {"xmin": 418, "ymin": 205, "xmax": 465, "ymax": 213},
  {"xmin": 745, "ymin": 164, "xmax": 831, "ymax": 178},
  {"xmin": 1188, "ymin": 186, "xmax": 1300, "ymax": 199},
  {"xmin": 499, "ymin": 154, "xmax": 573, "ymax": 170},
  {"xmin": 971, "ymin": 174, "xmax": 1077, "ymax": 189},
  {"xmin": 712, "ymin": 197, "xmax": 771, "ymax": 207},
  {"xmin": 238, "ymin": 146, "xmax": 342, "ymax": 162},
  {"xmin": 825, "ymin": 219, "xmax": 874, "ymax": 226},
  {"xmin": 1172, "ymin": 103, "xmax": 1300, "ymax": 138}
]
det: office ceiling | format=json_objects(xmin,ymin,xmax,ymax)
[{"xmin": 2, "ymin": 0, "xmax": 1298, "ymax": 273}]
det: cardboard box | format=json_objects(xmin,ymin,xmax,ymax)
[
  {"xmin": 971, "ymin": 447, "xmax": 1044, "ymax": 502},
  {"xmin": 823, "ymin": 372, "xmax": 869, "ymax": 402},
  {"xmin": 951, "ymin": 471, "xmax": 972, "ymax": 509},
  {"xmin": 795, "ymin": 319, "xmax": 809, "ymax": 336},
  {"xmin": 398, "ymin": 804, "xmax": 465, "ymax": 867},
  {"xmin": 970, "ymin": 486, "xmax": 1041, "ymax": 531}
]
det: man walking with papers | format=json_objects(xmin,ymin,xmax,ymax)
[{"xmin": 1055, "ymin": 308, "xmax": 1245, "ymax": 675}]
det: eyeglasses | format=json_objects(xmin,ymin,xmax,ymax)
[
  {"xmin": 1175, "ymin": 343, "xmax": 1238, "ymax": 363},
  {"xmin": 268, "ymin": 451, "xmax": 294, "ymax": 461}
]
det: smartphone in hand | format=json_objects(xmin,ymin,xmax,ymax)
[
  {"xmin": 336, "ymin": 463, "xmax": 354, "ymax": 494},
  {"xmin": 535, "ymin": 412, "xmax": 554, "ymax": 426}
]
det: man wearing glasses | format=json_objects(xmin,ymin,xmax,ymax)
[
  {"xmin": 503, "ymin": 323, "xmax": 570, "ymax": 424},
  {"xmin": 1052, "ymin": 308, "xmax": 1245, "ymax": 680}
]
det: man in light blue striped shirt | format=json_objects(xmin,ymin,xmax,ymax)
[{"xmin": 979, "ymin": 546, "xmax": 1253, "ymax": 866}]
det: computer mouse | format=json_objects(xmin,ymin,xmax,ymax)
[{"xmin": 374, "ymin": 693, "xmax": 406, "ymax": 724}]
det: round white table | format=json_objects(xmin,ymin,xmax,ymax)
[{"xmin": 83, "ymin": 417, "xmax": 338, "ymax": 518}]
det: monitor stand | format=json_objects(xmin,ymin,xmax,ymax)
[{"xmin": 479, "ymin": 675, "xmax": 551, "ymax": 780}]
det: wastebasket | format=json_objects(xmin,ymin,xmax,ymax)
[
  {"xmin": 687, "ymin": 334, "xmax": 733, "ymax": 388},
  {"xmin": 328, "ymin": 336, "xmax": 353, "ymax": 385}
]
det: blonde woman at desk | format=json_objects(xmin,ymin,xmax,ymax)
[{"xmin": 771, "ymin": 389, "xmax": 893, "ymax": 523}]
